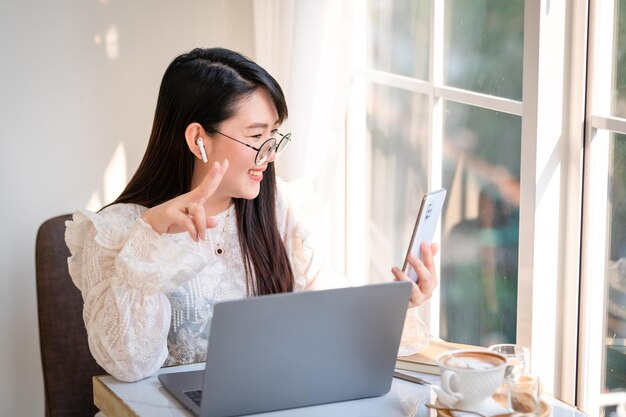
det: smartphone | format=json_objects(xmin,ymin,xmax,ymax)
[{"xmin": 402, "ymin": 188, "xmax": 447, "ymax": 282}]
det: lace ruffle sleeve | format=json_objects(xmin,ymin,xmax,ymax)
[
  {"xmin": 65, "ymin": 204, "xmax": 208, "ymax": 381},
  {"xmin": 398, "ymin": 307, "xmax": 429, "ymax": 355}
]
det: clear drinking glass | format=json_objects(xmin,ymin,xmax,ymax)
[
  {"xmin": 488, "ymin": 344, "xmax": 530, "ymax": 381},
  {"xmin": 510, "ymin": 374, "xmax": 541, "ymax": 415}
]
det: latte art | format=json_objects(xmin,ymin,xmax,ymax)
[
  {"xmin": 440, "ymin": 351, "xmax": 505, "ymax": 370},
  {"xmin": 445, "ymin": 357, "xmax": 496, "ymax": 370}
]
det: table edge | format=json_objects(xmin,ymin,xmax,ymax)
[{"xmin": 93, "ymin": 375, "xmax": 141, "ymax": 417}]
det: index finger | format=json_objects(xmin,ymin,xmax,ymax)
[
  {"xmin": 191, "ymin": 159, "xmax": 229, "ymax": 204},
  {"xmin": 420, "ymin": 242, "xmax": 436, "ymax": 270}
]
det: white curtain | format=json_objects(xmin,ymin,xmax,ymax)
[{"xmin": 253, "ymin": 0, "xmax": 359, "ymax": 273}]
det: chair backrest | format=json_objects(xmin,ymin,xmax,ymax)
[{"xmin": 36, "ymin": 214, "xmax": 104, "ymax": 417}]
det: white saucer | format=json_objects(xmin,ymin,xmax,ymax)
[
  {"xmin": 461, "ymin": 397, "xmax": 509, "ymax": 416},
  {"xmin": 433, "ymin": 386, "xmax": 510, "ymax": 416}
]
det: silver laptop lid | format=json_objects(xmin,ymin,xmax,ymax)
[{"xmin": 200, "ymin": 281, "xmax": 411, "ymax": 417}]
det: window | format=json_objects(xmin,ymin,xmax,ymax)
[
  {"xmin": 364, "ymin": 0, "xmax": 524, "ymax": 346},
  {"xmin": 580, "ymin": 0, "xmax": 626, "ymax": 415},
  {"xmin": 348, "ymin": 0, "xmax": 609, "ymax": 408}
]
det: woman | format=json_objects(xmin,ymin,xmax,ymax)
[{"xmin": 65, "ymin": 47, "xmax": 438, "ymax": 382}]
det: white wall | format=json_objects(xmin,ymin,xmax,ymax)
[{"xmin": 0, "ymin": 0, "xmax": 255, "ymax": 415}]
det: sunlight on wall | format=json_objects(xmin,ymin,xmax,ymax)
[
  {"xmin": 93, "ymin": 23, "xmax": 119, "ymax": 60},
  {"xmin": 86, "ymin": 191, "xmax": 103, "ymax": 212},
  {"xmin": 103, "ymin": 142, "xmax": 127, "ymax": 204},
  {"xmin": 84, "ymin": 142, "xmax": 128, "ymax": 210},
  {"xmin": 105, "ymin": 25, "xmax": 119, "ymax": 60}
]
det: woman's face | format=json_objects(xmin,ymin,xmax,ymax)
[{"xmin": 205, "ymin": 88, "xmax": 280, "ymax": 203}]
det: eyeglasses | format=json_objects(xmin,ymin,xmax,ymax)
[{"xmin": 212, "ymin": 130, "xmax": 292, "ymax": 166}]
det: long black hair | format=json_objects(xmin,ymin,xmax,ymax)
[{"xmin": 109, "ymin": 47, "xmax": 294, "ymax": 295}]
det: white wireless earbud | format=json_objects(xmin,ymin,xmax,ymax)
[{"xmin": 196, "ymin": 138, "xmax": 208, "ymax": 163}]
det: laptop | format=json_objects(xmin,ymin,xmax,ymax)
[{"xmin": 158, "ymin": 281, "xmax": 411, "ymax": 417}]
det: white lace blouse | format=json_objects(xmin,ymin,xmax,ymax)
[{"xmin": 65, "ymin": 180, "xmax": 428, "ymax": 382}]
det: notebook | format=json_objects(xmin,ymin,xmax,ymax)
[
  {"xmin": 395, "ymin": 338, "xmax": 482, "ymax": 375},
  {"xmin": 158, "ymin": 281, "xmax": 411, "ymax": 417}
]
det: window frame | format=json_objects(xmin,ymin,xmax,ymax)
[
  {"xmin": 578, "ymin": 0, "xmax": 626, "ymax": 414},
  {"xmin": 348, "ymin": 0, "xmax": 590, "ymax": 405}
]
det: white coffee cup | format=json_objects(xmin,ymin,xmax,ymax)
[{"xmin": 436, "ymin": 349, "xmax": 507, "ymax": 408}]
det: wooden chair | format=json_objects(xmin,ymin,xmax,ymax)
[{"xmin": 36, "ymin": 214, "xmax": 104, "ymax": 417}]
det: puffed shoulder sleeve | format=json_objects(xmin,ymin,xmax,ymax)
[{"xmin": 65, "ymin": 204, "xmax": 207, "ymax": 381}]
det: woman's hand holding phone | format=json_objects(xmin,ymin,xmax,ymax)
[
  {"xmin": 392, "ymin": 242, "xmax": 439, "ymax": 308},
  {"xmin": 392, "ymin": 188, "xmax": 445, "ymax": 308}
]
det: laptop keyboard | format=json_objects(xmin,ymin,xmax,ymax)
[{"xmin": 184, "ymin": 389, "xmax": 203, "ymax": 406}]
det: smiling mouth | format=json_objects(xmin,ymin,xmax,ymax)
[{"xmin": 248, "ymin": 169, "xmax": 263, "ymax": 177}]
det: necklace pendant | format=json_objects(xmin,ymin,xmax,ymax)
[{"xmin": 212, "ymin": 209, "xmax": 230, "ymax": 256}]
